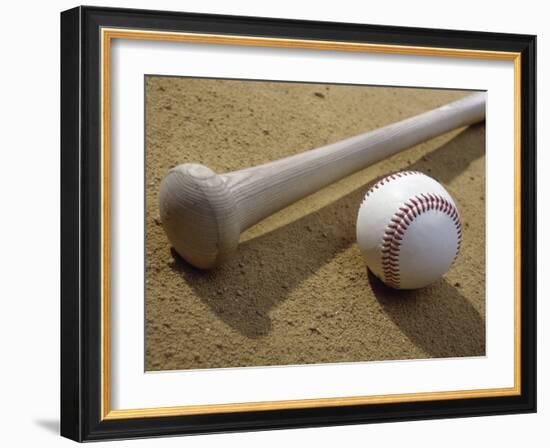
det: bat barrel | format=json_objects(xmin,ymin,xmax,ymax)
[{"xmin": 159, "ymin": 163, "xmax": 241, "ymax": 269}]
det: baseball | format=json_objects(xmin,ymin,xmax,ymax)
[{"xmin": 356, "ymin": 171, "xmax": 462, "ymax": 289}]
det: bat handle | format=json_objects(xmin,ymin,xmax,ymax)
[{"xmin": 224, "ymin": 92, "xmax": 485, "ymax": 230}]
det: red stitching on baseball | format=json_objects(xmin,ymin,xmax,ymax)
[{"xmin": 380, "ymin": 193, "xmax": 462, "ymax": 289}]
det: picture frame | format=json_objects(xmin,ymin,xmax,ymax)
[{"xmin": 60, "ymin": 5, "xmax": 536, "ymax": 442}]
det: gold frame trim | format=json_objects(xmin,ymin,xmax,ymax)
[{"xmin": 100, "ymin": 28, "xmax": 522, "ymax": 421}]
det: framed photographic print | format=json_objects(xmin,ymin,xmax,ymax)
[{"xmin": 60, "ymin": 6, "xmax": 536, "ymax": 442}]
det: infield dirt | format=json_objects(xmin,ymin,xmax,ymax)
[{"xmin": 144, "ymin": 77, "xmax": 485, "ymax": 371}]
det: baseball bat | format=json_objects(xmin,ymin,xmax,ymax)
[{"xmin": 159, "ymin": 91, "xmax": 486, "ymax": 269}]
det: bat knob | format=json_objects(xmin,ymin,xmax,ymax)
[{"xmin": 159, "ymin": 163, "xmax": 240, "ymax": 269}]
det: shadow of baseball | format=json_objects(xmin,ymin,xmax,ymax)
[{"xmin": 368, "ymin": 270, "xmax": 485, "ymax": 358}]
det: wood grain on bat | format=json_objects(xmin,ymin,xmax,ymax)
[{"xmin": 159, "ymin": 92, "xmax": 486, "ymax": 269}]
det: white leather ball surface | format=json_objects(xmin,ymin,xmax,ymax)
[{"xmin": 356, "ymin": 171, "xmax": 462, "ymax": 290}]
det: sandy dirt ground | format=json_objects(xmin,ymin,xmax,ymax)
[{"xmin": 144, "ymin": 77, "xmax": 485, "ymax": 371}]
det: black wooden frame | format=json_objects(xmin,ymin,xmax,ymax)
[{"xmin": 61, "ymin": 5, "xmax": 536, "ymax": 442}]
